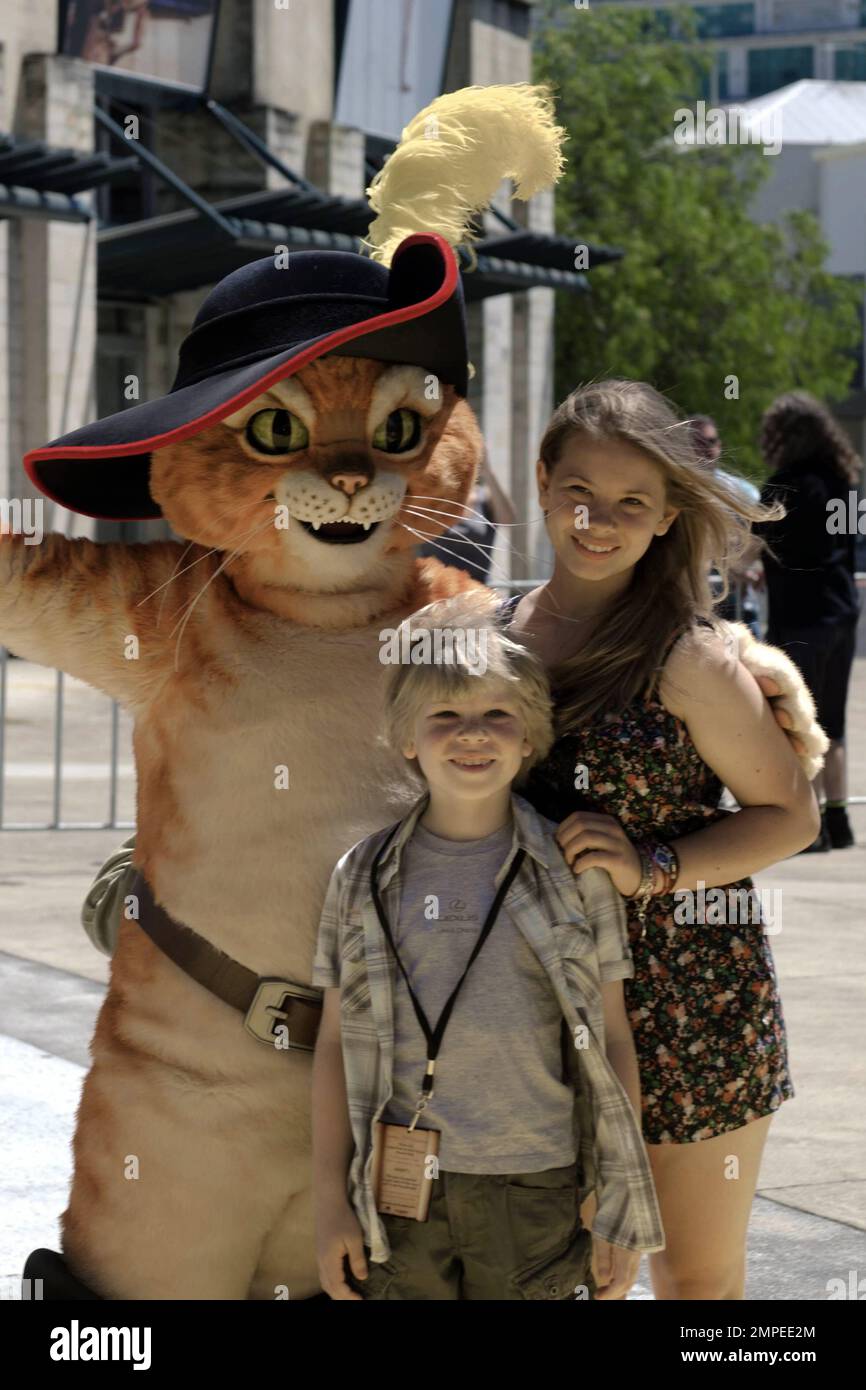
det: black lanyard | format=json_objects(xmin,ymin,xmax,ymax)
[{"xmin": 370, "ymin": 826, "xmax": 525, "ymax": 1130}]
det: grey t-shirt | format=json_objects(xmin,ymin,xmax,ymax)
[{"xmin": 379, "ymin": 817, "xmax": 577, "ymax": 1173}]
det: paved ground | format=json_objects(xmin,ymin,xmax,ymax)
[{"xmin": 1, "ymin": 613, "xmax": 865, "ymax": 1301}]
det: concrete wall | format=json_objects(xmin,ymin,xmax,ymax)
[
  {"xmin": 467, "ymin": 0, "xmax": 554, "ymax": 585},
  {"xmin": 818, "ymin": 144, "xmax": 866, "ymax": 275},
  {"xmin": 0, "ymin": 0, "xmax": 56, "ymax": 134},
  {"xmin": 252, "ymin": 0, "xmax": 334, "ymax": 122},
  {"xmin": 1, "ymin": 52, "xmax": 97, "ymax": 541},
  {"xmin": 749, "ymin": 143, "xmax": 823, "ymax": 222}
]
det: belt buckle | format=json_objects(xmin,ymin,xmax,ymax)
[{"xmin": 244, "ymin": 978, "xmax": 319, "ymax": 1050}]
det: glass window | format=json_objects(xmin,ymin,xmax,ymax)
[
  {"xmin": 836, "ymin": 43, "xmax": 866, "ymax": 78},
  {"xmin": 718, "ymin": 49, "xmax": 730, "ymax": 100},
  {"xmin": 649, "ymin": 7, "xmax": 676, "ymax": 39},
  {"xmin": 748, "ymin": 45, "xmax": 814, "ymax": 95},
  {"xmin": 767, "ymin": 1, "xmax": 851, "ymax": 32},
  {"xmin": 695, "ymin": 4, "xmax": 755, "ymax": 39}
]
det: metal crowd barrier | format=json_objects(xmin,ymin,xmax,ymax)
[{"xmin": 0, "ymin": 646, "xmax": 131, "ymax": 831}]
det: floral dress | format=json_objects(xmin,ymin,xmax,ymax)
[{"xmin": 502, "ymin": 597, "xmax": 794, "ymax": 1145}]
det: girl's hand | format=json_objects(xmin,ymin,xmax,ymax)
[
  {"xmin": 555, "ymin": 811, "xmax": 643, "ymax": 898},
  {"xmin": 316, "ymin": 1202, "xmax": 369, "ymax": 1300},
  {"xmin": 591, "ymin": 1235, "xmax": 641, "ymax": 1301}
]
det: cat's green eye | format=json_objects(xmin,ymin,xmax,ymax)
[
  {"xmin": 372, "ymin": 408, "xmax": 422, "ymax": 454},
  {"xmin": 246, "ymin": 409, "xmax": 309, "ymax": 454}
]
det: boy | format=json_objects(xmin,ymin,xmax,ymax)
[{"xmin": 311, "ymin": 592, "xmax": 664, "ymax": 1300}]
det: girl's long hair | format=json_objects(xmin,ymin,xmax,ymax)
[
  {"xmin": 539, "ymin": 379, "xmax": 782, "ymax": 733},
  {"xmin": 760, "ymin": 391, "xmax": 862, "ymax": 486}
]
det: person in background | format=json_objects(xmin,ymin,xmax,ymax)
[
  {"xmin": 418, "ymin": 448, "xmax": 516, "ymax": 582},
  {"xmin": 755, "ymin": 392, "xmax": 862, "ymax": 852},
  {"xmin": 688, "ymin": 414, "xmax": 762, "ymax": 633}
]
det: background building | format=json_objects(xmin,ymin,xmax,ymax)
[{"xmin": 598, "ymin": 0, "xmax": 866, "ymax": 99}]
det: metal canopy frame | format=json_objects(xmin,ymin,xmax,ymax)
[
  {"xmin": 0, "ymin": 129, "xmax": 139, "ymax": 221},
  {"xmin": 92, "ymin": 96, "xmax": 615, "ymax": 300}
]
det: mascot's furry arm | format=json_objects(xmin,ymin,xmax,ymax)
[{"xmin": 728, "ymin": 623, "xmax": 829, "ymax": 782}]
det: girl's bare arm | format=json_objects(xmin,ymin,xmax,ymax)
[{"xmin": 658, "ymin": 627, "xmax": 821, "ymax": 888}]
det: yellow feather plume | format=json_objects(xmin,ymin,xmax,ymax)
[{"xmin": 363, "ymin": 83, "xmax": 568, "ymax": 269}]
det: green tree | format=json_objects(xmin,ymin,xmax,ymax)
[{"xmin": 534, "ymin": 2, "xmax": 862, "ymax": 477}]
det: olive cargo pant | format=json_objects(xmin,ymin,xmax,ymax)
[{"xmin": 347, "ymin": 1161, "xmax": 595, "ymax": 1301}]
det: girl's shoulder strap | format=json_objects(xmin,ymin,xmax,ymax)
[
  {"xmin": 644, "ymin": 616, "xmax": 714, "ymax": 703},
  {"xmin": 498, "ymin": 592, "xmax": 522, "ymax": 622},
  {"xmin": 660, "ymin": 614, "xmax": 714, "ymax": 666}
]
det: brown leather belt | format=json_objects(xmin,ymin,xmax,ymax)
[{"xmin": 129, "ymin": 870, "xmax": 322, "ymax": 1052}]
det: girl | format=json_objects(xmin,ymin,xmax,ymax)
[{"xmin": 499, "ymin": 379, "xmax": 819, "ymax": 1301}]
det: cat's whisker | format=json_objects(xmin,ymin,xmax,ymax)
[
  {"xmin": 167, "ymin": 509, "xmax": 275, "ymax": 635},
  {"xmin": 140, "ymin": 498, "xmax": 267, "ymax": 613},
  {"xmin": 408, "ymin": 494, "xmax": 551, "ymax": 532},
  {"xmin": 403, "ymin": 507, "xmax": 499, "ymax": 554},
  {"xmin": 404, "ymin": 514, "xmax": 529, "ymax": 573},
  {"xmin": 403, "ymin": 505, "xmax": 538, "ymax": 572},
  {"xmin": 141, "ymin": 543, "xmax": 216, "ymax": 611},
  {"xmin": 402, "ymin": 502, "xmax": 485, "ymax": 528},
  {"xmin": 169, "ymin": 514, "xmax": 279, "ymax": 667},
  {"xmin": 155, "ymin": 540, "xmax": 198, "ymax": 629},
  {"xmin": 406, "ymin": 495, "xmax": 488, "ymax": 525},
  {"xmin": 396, "ymin": 520, "xmax": 513, "ymax": 586}
]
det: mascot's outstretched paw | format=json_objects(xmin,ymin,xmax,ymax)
[{"xmin": 724, "ymin": 622, "xmax": 829, "ymax": 781}]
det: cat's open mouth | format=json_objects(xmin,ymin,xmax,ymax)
[{"xmin": 298, "ymin": 519, "xmax": 381, "ymax": 544}]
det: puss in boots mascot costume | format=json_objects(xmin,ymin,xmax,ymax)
[{"xmin": 3, "ymin": 84, "xmax": 825, "ymax": 1302}]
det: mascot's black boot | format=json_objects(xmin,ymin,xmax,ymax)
[
  {"xmin": 23, "ymin": 1248, "xmax": 331, "ymax": 1301},
  {"xmin": 24, "ymin": 1249, "xmax": 102, "ymax": 1300}
]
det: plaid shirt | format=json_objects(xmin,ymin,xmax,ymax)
[{"xmin": 312, "ymin": 789, "xmax": 665, "ymax": 1262}]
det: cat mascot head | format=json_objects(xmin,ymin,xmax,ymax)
[{"xmin": 24, "ymin": 85, "xmax": 566, "ymax": 631}]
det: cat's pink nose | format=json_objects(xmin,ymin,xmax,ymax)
[{"xmin": 330, "ymin": 473, "xmax": 368, "ymax": 496}]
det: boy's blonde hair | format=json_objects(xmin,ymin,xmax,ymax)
[{"xmin": 382, "ymin": 588, "xmax": 555, "ymax": 788}]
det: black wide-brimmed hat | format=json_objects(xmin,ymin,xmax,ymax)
[{"xmin": 23, "ymin": 232, "xmax": 467, "ymax": 521}]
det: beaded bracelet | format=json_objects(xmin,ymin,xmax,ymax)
[
  {"xmin": 630, "ymin": 839, "xmax": 680, "ymax": 937},
  {"xmin": 630, "ymin": 840, "xmax": 655, "ymax": 935}
]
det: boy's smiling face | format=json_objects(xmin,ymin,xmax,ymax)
[{"xmin": 402, "ymin": 678, "xmax": 533, "ymax": 805}]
